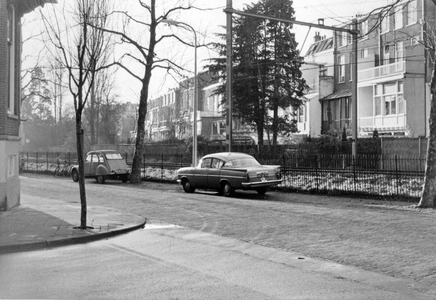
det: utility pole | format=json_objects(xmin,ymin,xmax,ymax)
[{"xmin": 225, "ymin": 0, "xmax": 233, "ymax": 152}]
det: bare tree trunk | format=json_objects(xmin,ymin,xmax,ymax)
[
  {"xmin": 418, "ymin": 64, "xmax": 436, "ymax": 208},
  {"xmin": 75, "ymin": 121, "xmax": 87, "ymax": 228},
  {"xmin": 130, "ymin": 0, "xmax": 156, "ymax": 184}
]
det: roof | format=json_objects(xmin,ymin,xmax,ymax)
[
  {"xmin": 305, "ymin": 37, "xmax": 334, "ymax": 57},
  {"xmin": 321, "ymin": 89, "xmax": 352, "ymax": 101},
  {"xmin": 202, "ymin": 152, "xmax": 254, "ymax": 161}
]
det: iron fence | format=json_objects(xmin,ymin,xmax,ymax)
[{"xmin": 20, "ymin": 151, "xmax": 424, "ymax": 200}]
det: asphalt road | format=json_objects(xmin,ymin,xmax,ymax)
[
  {"xmin": 2, "ymin": 225, "xmax": 432, "ymax": 300},
  {"xmin": 19, "ymin": 174, "xmax": 436, "ymax": 289}
]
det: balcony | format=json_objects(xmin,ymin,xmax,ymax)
[
  {"xmin": 358, "ymin": 61, "xmax": 405, "ymax": 84},
  {"xmin": 359, "ymin": 114, "xmax": 406, "ymax": 131}
]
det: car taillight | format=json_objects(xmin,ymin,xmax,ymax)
[
  {"xmin": 246, "ymin": 173, "xmax": 250, "ymax": 181},
  {"xmin": 276, "ymin": 168, "xmax": 281, "ymax": 179}
]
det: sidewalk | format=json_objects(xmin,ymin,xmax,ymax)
[{"xmin": 0, "ymin": 195, "xmax": 146, "ymax": 254}]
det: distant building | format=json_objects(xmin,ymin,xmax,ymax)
[{"xmin": 0, "ymin": 0, "xmax": 56, "ymax": 211}]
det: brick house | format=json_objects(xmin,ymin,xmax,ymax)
[{"xmin": 0, "ymin": 0, "xmax": 55, "ymax": 211}]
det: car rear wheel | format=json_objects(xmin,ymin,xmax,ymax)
[
  {"xmin": 121, "ymin": 175, "xmax": 129, "ymax": 183},
  {"xmin": 256, "ymin": 187, "xmax": 268, "ymax": 195},
  {"xmin": 71, "ymin": 169, "xmax": 79, "ymax": 182},
  {"xmin": 222, "ymin": 182, "xmax": 234, "ymax": 197},
  {"xmin": 182, "ymin": 179, "xmax": 195, "ymax": 193},
  {"xmin": 96, "ymin": 175, "xmax": 106, "ymax": 184}
]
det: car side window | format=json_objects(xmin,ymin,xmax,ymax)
[
  {"xmin": 211, "ymin": 159, "xmax": 223, "ymax": 169},
  {"xmin": 201, "ymin": 158, "xmax": 212, "ymax": 168},
  {"xmin": 224, "ymin": 160, "xmax": 233, "ymax": 167},
  {"xmin": 85, "ymin": 154, "xmax": 92, "ymax": 162},
  {"xmin": 98, "ymin": 154, "xmax": 104, "ymax": 163}
]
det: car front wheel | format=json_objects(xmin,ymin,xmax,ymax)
[
  {"xmin": 182, "ymin": 179, "xmax": 195, "ymax": 193},
  {"xmin": 71, "ymin": 169, "xmax": 79, "ymax": 182}
]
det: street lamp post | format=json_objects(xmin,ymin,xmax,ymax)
[{"xmin": 162, "ymin": 19, "xmax": 198, "ymax": 166}]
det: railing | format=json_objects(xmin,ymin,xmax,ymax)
[
  {"xmin": 358, "ymin": 61, "xmax": 405, "ymax": 82},
  {"xmin": 20, "ymin": 151, "xmax": 424, "ymax": 200}
]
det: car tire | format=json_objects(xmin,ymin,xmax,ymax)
[
  {"xmin": 121, "ymin": 175, "xmax": 129, "ymax": 183},
  {"xmin": 71, "ymin": 169, "xmax": 79, "ymax": 182},
  {"xmin": 256, "ymin": 187, "xmax": 268, "ymax": 195},
  {"xmin": 222, "ymin": 182, "xmax": 234, "ymax": 197},
  {"xmin": 96, "ymin": 175, "xmax": 106, "ymax": 184},
  {"xmin": 182, "ymin": 179, "xmax": 195, "ymax": 193}
]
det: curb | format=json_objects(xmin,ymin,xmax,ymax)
[{"xmin": 0, "ymin": 217, "xmax": 146, "ymax": 255}]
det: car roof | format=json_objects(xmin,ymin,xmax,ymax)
[
  {"xmin": 202, "ymin": 152, "xmax": 254, "ymax": 162},
  {"xmin": 87, "ymin": 150, "xmax": 120, "ymax": 154}
]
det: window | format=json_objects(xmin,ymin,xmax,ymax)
[
  {"xmin": 384, "ymin": 45, "xmax": 391, "ymax": 64},
  {"xmin": 342, "ymin": 31, "xmax": 348, "ymax": 47},
  {"xmin": 395, "ymin": 5, "xmax": 403, "ymax": 29},
  {"xmin": 360, "ymin": 20, "xmax": 368, "ymax": 39},
  {"xmin": 374, "ymin": 81, "xmax": 404, "ymax": 116},
  {"xmin": 385, "ymin": 95, "xmax": 397, "ymax": 115},
  {"xmin": 338, "ymin": 55, "xmax": 345, "ymax": 82},
  {"xmin": 361, "ymin": 48, "xmax": 369, "ymax": 58},
  {"xmin": 395, "ymin": 41, "xmax": 404, "ymax": 62},
  {"xmin": 349, "ymin": 53, "xmax": 354, "ymax": 81},
  {"xmin": 200, "ymin": 158, "xmax": 212, "ymax": 168},
  {"xmin": 7, "ymin": 4, "xmax": 16, "ymax": 115},
  {"xmin": 380, "ymin": 13, "xmax": 390, "ymax": 33},
  {"xmin": 407, "ymin": 0, "xmax": 417, "ymax": 25},
  {"xmin": 211, "ymin": 159, "xmax": 223, "ymax": 169}
]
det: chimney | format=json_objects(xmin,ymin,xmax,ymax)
[{"xmin": 314, "ymin": 32, "xmax": 322, "ymax": 43}]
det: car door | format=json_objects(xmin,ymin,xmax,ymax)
[
  {"xmin": 84, "ymin": 154, "xmax": 93, "ymax": 175},
  {"xmin": 207, "ymin": 158, "xmax": 223, "ymax": 189},
  {"xmin": 89, "ymin": 154, "xmax": 100, "ymax": 175},
  {"xmin": 192, "ymin": 158, "xmax": 212, "ymax": 188}
]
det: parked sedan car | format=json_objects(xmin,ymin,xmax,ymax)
[
  {"xmin": 71, "ymin": 150, "xmax": 130, "ymax": 184},
  {"xmin": 177, "ymin": 152, "xmax": 282, "ymax": 196}
]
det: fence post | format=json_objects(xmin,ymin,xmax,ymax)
[
  {"xmin": 161, "ymin": 153, "xmax": 164, "ymax": 180},
  {"xmin": 143, "ymin": 153, "xmax": 146, "ymax": 180},
  {"xmin": 395, "ymin": 155, "xmax": 399, "ymax": 197},
  {"xmin": 315, "ymin": 155, "xmax": 319, "ymax": 191},
  {"xmin": 46, "ymin": 151, "xmax": 49, "ymax": 171},
  {"xmin": 26, "ymin": 152, "xmax": 29, "ymax": 171},
  {"xmin": 353, "ymin": 155, "xmax": 357, "ymax": 194}
]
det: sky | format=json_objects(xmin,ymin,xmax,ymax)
[
  {"xmin": 120, "ymin": 0, "xmax": 392, "ymax": 100},
  {"xmin": 21, "ymin": 0, "xmax": 394, "ymax": 105}
]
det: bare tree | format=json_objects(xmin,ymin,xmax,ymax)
[
  {"xmin": 92, "ymin": 1, "xmax": 211, "ymax": 183},
  {"xmin": 41, "ymin": 0, "xmax": 112, "ymax": 228}
]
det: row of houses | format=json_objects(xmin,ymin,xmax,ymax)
[
  {"xmin": 300, "ymin": 0, "xmax": 435, "ymax": 138},
  {"xmin": 145, "ymin": 72, "xmax": 255, "ymax": 145},
  {"xmin": 147, "ymin": 0, "xmax": 435, "ymax": 146}
]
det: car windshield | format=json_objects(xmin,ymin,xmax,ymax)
[
  {"xmin": 225, "ymin": 157, "xmax": 260, "ymax": 167},
  {"xmin": 105, "ymin": 153, "xmax": 123, "ymax": 160}
]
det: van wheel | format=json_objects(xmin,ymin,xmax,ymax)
[
  {"xmin": 71, "ymin": 169, "xmax": 79, "ymax": 182},
  {"xmin": 96, "ymin": 175, "xmax": 106, "ymax": 184}
]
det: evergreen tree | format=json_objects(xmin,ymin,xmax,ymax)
[{"xmin": 208, "ymin": 0, "xmax": 306, "ymax": 148}]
